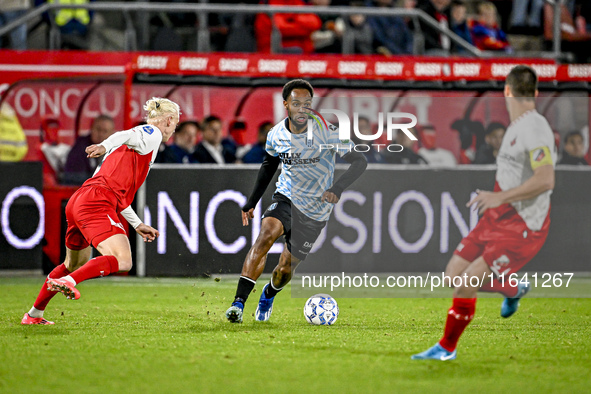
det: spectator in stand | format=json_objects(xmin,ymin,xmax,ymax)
[
  {"xmin": 473, "ymin": 122, "xmax": 505, "ymax": 164},
  {"xmin": 383, "ymin": 127, "xmax": 427, "ymax": 164},
  {"xmin": 63, "ymin": 114, "xmax": 115, "ymax": 185},
  {"xmin": 157, "ymin": 120, "xmax": 200, "ymax": 164},
  {"xmin": 222, "ymin": 120, "xmax": 252, "ymax": 162},
  {"xmin": 309, "ymin": 0, "xmax": 343, "ymax": 53},
  {"xmin": 193, "ymin": 115, "xmax": 236, "ymax": 164},
  {"xmin": 347, "ymin": 116, "xmax": 385, "ymax": 163},
  {"xmin": 449, "ymin": 0, "xmax": 473, "ymax": 53},
  {"xmin": 417, "ymin": 125, "xmax": 457, "ymax": 167},
  {"xmin": 470, "ymin": 1, "xmax": 512, "ymax": 52},
  {"xmin": 0, "ymin": 0, "xmax": 30, "ymax": 49},
  {"xmin": 558, "ymin": 131, "xmax": 588, "ymax": 165},
  {"xmin": 242, "ymin": 121, "xmax": 273, "ymax": 164},
  {"xmin": 254, "ymin": 0, "xmax": 322, "ymax": 54},
  {"xmin": 418, "ymin": 0, "xmax": 451, "ymax": 54},
  {"xmin": 543, "ymin": 1, "xmax": 591, "ymax": 63},
  {"xmin": 366, "ymin": 0, "xmax": 414, "ymax": 55},
  {"xmin": 340, "ymin": 1, "xmax": 373, "ymax": 54},
  {"xmin": 40, "ymin": 117, "xmax": 71, "ymax": 186}
]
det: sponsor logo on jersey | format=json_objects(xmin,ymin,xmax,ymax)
[
  {"xmin": 142, "ymin": 125, "xmax": 155, "ymax": 135},
  {"xmin": 303, "ymin": 241, "xmax": 314, "ymax": 249},
  {"xmin": 277, "ymin": 152, "xmax": 320, "ymax": 165},
  {"xmin": 268, "ymin": 202, "xmax": 277, "ymax": 211},
  {"xmin": 533, "ymin": 148, "xmax": 545, "ymax": 162}
]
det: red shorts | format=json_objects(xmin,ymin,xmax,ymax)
[
  {"xmin": 454, "ymin": 204, "xmax": 550, "ymax": 278},
  {"xmin": 65, "ymin": 185, "xmax": 127, "ymax": 250}
]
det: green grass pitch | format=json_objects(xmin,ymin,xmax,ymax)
[{"xmin": 1, "ymin": 276, "xmax": 590, "ymax": 393}]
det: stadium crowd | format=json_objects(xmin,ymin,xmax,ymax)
[
  {"xmin": 1, "ymin": 0, "xmax": 591, "ymax": 61},
  {"xmin": 34, "ymin": 110, "xmax": 586, "ymax": 187}
]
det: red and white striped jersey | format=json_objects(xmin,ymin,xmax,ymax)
[{"xmin": 83, "ymin": 124, "xmax": 163, "ymax": 212}]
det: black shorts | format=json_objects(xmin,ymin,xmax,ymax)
[{"xmin": 262, "ymin": 193, "xmax": 327, "ymax": 260}]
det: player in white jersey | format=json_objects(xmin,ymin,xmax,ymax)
[
  {"xmin": 226, "ymin": 79, "xmax": 367, "ymax": 323},
  {"xmin": 413, "ymin": 65, "xmax": 556, "ymax": 360}
]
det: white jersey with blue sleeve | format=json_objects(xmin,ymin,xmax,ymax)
[{"xmin": 266, "ymin": 118, "xmax": 351, "ymax": 222}]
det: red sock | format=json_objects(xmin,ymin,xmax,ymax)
[
  {"xmin": 479, "ymin": 278, "xmax": 518, "ymax": 297},
  {"xmin": 439, "ymin": 297, "xmax": 476, "ymax": 352},
  {"xmin": 33, "ymin": 263, "xmax": 71, "ymax": 310},
  {"xmin": 69, "ymin": 256, "xmax": 119, "ymax": 284}
]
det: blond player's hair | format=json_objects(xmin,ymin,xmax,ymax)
[{"xmin": 143, "ymin": 97, "xmax": 181, "ymax": 120}]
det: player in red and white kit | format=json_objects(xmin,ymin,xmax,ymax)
[
  {"xmin": 21, "ymin": 98, "xmax": 180, "ymax": 325},
  {"xmin": 412, "ymin": 65, "xmax": 556, "ymax": 360}
]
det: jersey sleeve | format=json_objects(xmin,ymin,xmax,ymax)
[
  {"xmin": 100, "ymin": 125, "xmax": 163, "ymax": 156},
  {"xmin": 327, "ymin": 123, "xmax": 353, "ymax": 158},
  {"xmin": 265, "ymin": 127, "xmax": 278, "ymax": 157},
  {"xmin": 522, "ymin": 121, "xmax": 555, "ymax": 170}
]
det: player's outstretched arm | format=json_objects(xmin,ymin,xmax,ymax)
[
  {"xmin": 467, "ymin": 164, "xmax": 554, "ymax": 215},
  {"xmin": 241, "ymin": 153, "xmax": 281, "ymax": 226},
  {"xmin": 323, "ymin": 151, "xmax": 368, "ymax": 204}
]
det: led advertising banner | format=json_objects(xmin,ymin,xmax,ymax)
[
  {"xmin": 0, "ymin": 162, "xmax": 44, "ymax": 269},
  {"xmin": 143, "ymin": 166, "xmax": 591, "ymax": 277}
]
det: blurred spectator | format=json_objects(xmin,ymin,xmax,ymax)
[
  {"xmin": 222, "ymin": 120, "xmax": 252, "ymax": 162},
  {"xmin": 451, "ymin": 118, "xmax": 485, "ymax": 164},
  {"xmin": 510, "ymin": 0, "xmax": 544, "ymax": 35},
  {"xmin": 449, "ymin": 0, "xmax": 473, "ymax": 53},
  {"xmin": 349, "ymin": 116, "xmax": 385, "ymax": 163},
  {"xmin": 366, "ymin": 0, "xmax": 413, "ymax": 55},
  {"xmin": 543, "ymin": 2, "xmax": 591, "ymax": 63},
  {"xmin": 417, "ymin": 125, "xmax": 456, "ymax": 166},
  {"xmin": 473, "ymin": 122, "xmax": 505, "ymax": 164},
  {"xmin": 558, "ymin": 131, "xmax": 588, "ymax": 165},
  {"xmin": 340, "ymin": 3, "xmax": 373, "ymax": 54},
  {"xmin": 383, "ymin": 127, "xmax": 427, "ymax": 165},
  {"xmin": 417, "ymin": 0, "xmax": 451, "ymax": 54},
  {"xmin": 0, "ymin": 0, "xmax": 30, "ymax": 49},
  {"xmin": 0, "ymin": 102, "xmax": 27, "ymax": 162},
  {"xmin": 193, "ymin": 115, "xmax": 236, "ymax": 164},
  {"xmin": 42, "ymin": 0, "xmax": 94, "ymax": 50},
  {"xmin": 470, "ymin": 1, "xmax": 511, "ymax": 52},
  {"xmin": 310, "ymin": 0, "xmax": 343, "ymax": 53},
  {"xmin": 157, "ymin": 121, "xmax": 200, "ymax": 164},
  {"xmin": 40, "ymin": 117, "xmax": 71, "ymax": 185},
  {"xmin": 242, "ymin": 121, "xmax": 273, "ymax": 164},
  {"xmin": 254, "ymin": 0, "xmax": 322, "ymax": 54},
  {"xmin": 63, "ymin": 114, "xmax": 114, "ymax": 185}
]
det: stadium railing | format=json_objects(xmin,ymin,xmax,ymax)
[{"xmin": 0, "ymin": 1, "xmax": 566, "ymax": 60}]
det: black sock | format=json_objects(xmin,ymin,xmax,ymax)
[
  {"xmin": 264, "ymin": 281, "xmax": 283, "ymax": 298},
  {"xmin": 234, "ymin": 276, "xmax": 256, "ymax": 304}
]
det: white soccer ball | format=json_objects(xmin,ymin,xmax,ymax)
[{"xmin": 304, "ymin": 294, "xmax": 339, "ymax": 325}]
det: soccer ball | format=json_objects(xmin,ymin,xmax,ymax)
[{"xmin": 304, "ymin": 294, "xmax": 339, "ymax": 325}]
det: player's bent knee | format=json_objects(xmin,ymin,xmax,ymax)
[{"xmin": 116, "ymin": 258, "xmax": 133, "ymax": 272}]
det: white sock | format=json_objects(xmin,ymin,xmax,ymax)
[
  {"xmin": 62, "ymin": 275, "xmax": 77, "ymax": 286},
  {"xmin": 28, "ymin": 307, "xmax": 43, "ymax": 318}
]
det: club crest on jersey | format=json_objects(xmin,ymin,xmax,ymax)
[
  {"xmin": 510, "ymin": 138, "xmax": 516, "ymax": 146},
  {"xmin": 306, "ymin": 135, "xmax": 314, "ymax": 148}
]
